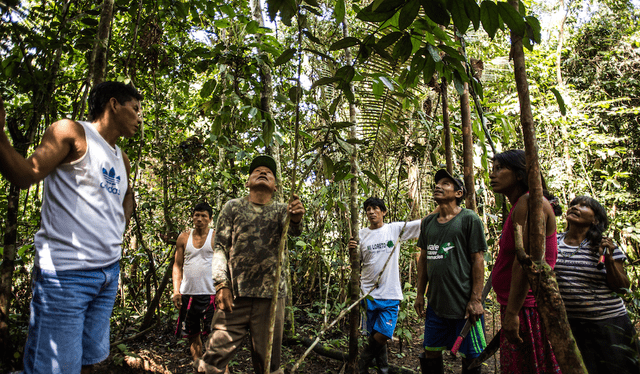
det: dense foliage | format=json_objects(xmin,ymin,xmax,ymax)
[{"xmin": 0, "ymin": 0, "xmax": 638, "ymax": 371}]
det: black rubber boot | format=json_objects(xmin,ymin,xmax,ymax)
[
  {"xmin": 375, "ymin": 345, "xmax": 390, "ymax": 374},
  {"xmin": 461, "ymin": 358, "xmax": 481, "ymax": 374},
  {"xmin": 419, "ymin": 352, "xmax": 444, "ymax": 374},
  {"xmin": 359, "ymin": 335, "xmax": 384, "ymax": 374}
]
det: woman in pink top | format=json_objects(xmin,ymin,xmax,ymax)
[{"xmin": 489, "ymin": 150, "xmax": 561, "ymax": 374}]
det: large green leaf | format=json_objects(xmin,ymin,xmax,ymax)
[
  {"xmin": 335, "ymin": 65, "xmax": 356, "ymax": 83},
  {"xmin": 399, "ymin": 0, "xmax": 420, "ymax": 30},
  {"xmin": 448, "ymin": 0, "xmax": 470, "ymax": 34},
  {"xmin": 497, "ymin": 1, "xmax": 525, "ymax": 36},
  {"xmin": 274, "ymin": 48, "xmax": 296, "ymax": 66},
  {"xmin": 525, "ymin": 16, "xmax": 541, "ymax": 44},
  {"xmin": 378, "ymin": 32, "xmax": 403, "ymax": 49},
  {"xmin": 480, "ymin": 0, "xmax": 500, "ymax": 39},
  {"xmin": 465, "ymin": 0, "xmax": 481, "ymax": 30},
  {"xmin": 550, "ymin": 87, "xmax": 567, "ymax": 116},
  {"xmin": 392, "ymin": 33, "xmax": 413, "ymax": 63},
  {"xmin": 312, "ymin": 77, "xmax": 341, "ymax": 88},
  {"xmin": 423, "ymin": 54, "xmax": 437, "ymax": 84},
  {"xmin": 335, "ymin": 0, "xmax": 345, "ymax": 23},
  {"xmin": 303, "ymin": 31, "xmax": 323, "ymax": 45},
  {"xmin": 329, "ymin": 37, "xmax": 361, "ymax": 51},
  {"xmin": 363, "ymin": 170, "xmax": 385, "ymax": 188},
  {"xmin": 357, "ymin": 2, "xmax": 399, "ymax": 22},
  {"xmin": 420, "ymin": 0, "xmax": 450, "ymax": 26},
  {"xmin": 200, "ymin": 79, "xmax": 217, "ymax": 98}
]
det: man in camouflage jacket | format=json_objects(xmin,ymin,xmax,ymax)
[{"xmin": 201, "ymin": 155, "xmax": 305, "ymax": 374}]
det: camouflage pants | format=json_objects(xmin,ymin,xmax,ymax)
[{"xmin": 202, "ymin": 297, "xmax": 285, "ymax": 374}]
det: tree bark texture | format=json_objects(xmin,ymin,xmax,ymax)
[
  {"xmin": 508, "ymin": 0, "xmax": 545, "ymax": 263},
  {"xmin": 508, "ymin": 2, "xmax": 586, "ymax": 372},
  {"xmin": 343, "ymin": 17, "xmax": 361, "ymax": 374},
  {"xmin": 513, "ymin": 224, "xmax": 587, "ymax": 373},
  {"xmin": 140, "ymin": 256, "xmax": 174, "ymax": 330},
  {"xmin": 441, "ymin": 78, "xmax": 453, "ymax": 174},
  {"xmin": 91, "ymin": 0, "xmax": 114, "ymax": 87},
  {"xmin": 460, "ymin": 81, "xmax": 476, "ymax": 211},
  {"xmin": 0, "ymin": 184, "xmax": 20, "ymax": 367}
]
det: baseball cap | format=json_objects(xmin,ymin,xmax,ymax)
[
  {"xmin": 249, "ymin": 154, "xmax": 277, "ymax": 177},
  {"xmin": 434, "ymin": 169, "xmax": 467, "ymax": 198}
]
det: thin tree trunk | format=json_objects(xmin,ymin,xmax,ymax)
[
  {"xmin": 460, "ymin": 81, "xmax": 476, "ymax": 210},
  {"xmin": 0, "ymin": 184, "xmax": 20, "ymax": 367},
  {"xmin": 556, "ymin": 0, "xmax": 569, "ymax": 87},
  {"xmin": 441, "ymin": 78, "xmax": 452, "ymax": 173},
  {"xmin": 264, "ymin": 9, "xmax": 303, "ymax": 371},
  {"xmin": 343, "ymin": 17, "xmax": 361, "ymax": 374},
  {"xmin": 508, "ymin": 1, "xmax": 586, "ymax": 372},
  {"xmin": 79, "ymin": 0, "xmax": 114, "ymax": 120},
  {"xmin": 91, "ymin": 0, "xmax": 114, "ymax": 86},
  {"xmin": 140, "ymin": 257, "xmax": 174, "ymax": 330},
  {"xmin": 513, "ymin": 224, "xmax": 587, "ymax": 373}
]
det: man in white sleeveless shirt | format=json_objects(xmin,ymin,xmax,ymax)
[
  {"xmin": 0, "ymin": 82, "xmax": 142, "ymax": 374},
  {"xmin": 172, "ymin": 202, "xmax": 217, "ymax": 372}
]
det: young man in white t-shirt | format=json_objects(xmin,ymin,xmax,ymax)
[{"xmin": 349, "ymin": 197, "xmax": 420, "ymax": 374}]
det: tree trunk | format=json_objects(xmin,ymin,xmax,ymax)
[
  {"xmin": 513, "ymin": 224, "xmax": 587, "ymax": 374},
  {"xmin": 0, "ymin": 184, "xmax": 20, "ymax": 368},
  {"xmin": 91, "ymin": 0, "xmax": 114, "ymax": 86},
  {"xmin": 140, "ymin": 257, "xmax": 174, "ymax": 330},
  {"xmin": 460, "ymin": 81, "xmax": 476, "ymax": 210},
  {"xmin": 508, "ymin": 1, "xmax": 586, "ymax": 372},
  {"xmin": 441, "ymin": 78, "xmax": 452, "ymax": 173},
  {"xmin": 79, "ymin": 0, "xmax": 114, "ymax": 121},
  {"xmin": 343, "ymin": 18, "xmax": 361, "ymax": 374}
]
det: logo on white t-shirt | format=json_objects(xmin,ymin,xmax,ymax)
[{"xmin": 100, "ymin": 167, "xmax": 122, "ymax": 195}]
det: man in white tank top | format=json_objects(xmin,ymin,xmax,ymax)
[
  {"xmin": 172, "ymin": 202, "xmax": 218, "ymax": 372},
  {"xmin": 0, "ymin": 82, "xmax": 142, "ymax": 374}
]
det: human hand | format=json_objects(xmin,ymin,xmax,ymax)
[
  {"xmin": 414, "ymin": 294, "xmax": 425, "ymax": 317},
  {"xmin": 348, "ymin": 238, "xmax": 358, "ymax": 251},
  {"xmin": 465, "ymin": 299, "xmax": 484, "ymax": 324},
  {"xmin": 503, "ymin": 312, "xmax": 523, "ymax": 345},
  {"xmin": 600, "ymin": 237, "xmax": 615, "ymax": 260},
  {"xmin": 288, "ymin": 194, "xmax": 305, "ymax": 224},
  {"xmin": 216, "ymin": 287, "xmax": 234, "ymax": 312},
  {"xmin": 172, "ymin": 293, "xmax": 182, "ymax": 309}
]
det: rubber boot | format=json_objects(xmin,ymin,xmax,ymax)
[
  {"xmin": 359, "ymin": 335, "xmax": 384, "ymax": 374},
  {"xmin": 461, "ymin": 358, "xmax": 481, "ymax": 374},
  {"xmin": 419, "ymin": 352, "xmax": 444, "ymax": 374},
  {"xmin": 375, "ymin": 345, "xmax": 390, "ymax": 374}
]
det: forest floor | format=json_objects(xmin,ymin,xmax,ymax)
[{"xmin": 94, "ymin": 308, "xmax": 502, "ymax": 374}]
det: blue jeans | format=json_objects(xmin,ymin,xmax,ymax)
[{"xmin": 24, "ymin": 262, "xmax": 120, "ymax": 374}]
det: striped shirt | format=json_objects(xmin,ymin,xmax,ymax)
[{"xmin": 555, "ymin": 232, "xmax": 628, "ymax": 320}]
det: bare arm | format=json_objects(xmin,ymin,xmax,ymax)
[
  {"xmin": 0, "ymin": 99, "xmax": 82, "ymax": 188},
  {"xmin": 122, "ymin": 152, "xmax": 134, "ymax": 227},
  {"xmin": 466, "ymin": 251, "xmax": 485, "ymax": 323},
  {"xmin": 172, "ymin": 232, "xmax": 188, "ymax": 309},
  {"xmin": 601, "ymin": 238, "xmax": 631, "ymax": 292},
  {"xmin": 414, "ymin": 246, "xmax": 428, "ymax": 317},
  {"xmin": 212, "ymin": 202, "xmax": 233, "ymax": 312},
  {"xmin": 503, "ymin": 195, "xmax": 533, "ymax": 344}
]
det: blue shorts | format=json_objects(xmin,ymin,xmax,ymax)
[
  {"xmin": 24, "ymin": 262, "xmax": 120, "ymax": 373},
  {"xmin": 423, "ymin": 305, "xmax": 486, "ymax": 359},
  {"xmin": 363, "ymin": 298, "xmax": 400, "ymax": 339}
]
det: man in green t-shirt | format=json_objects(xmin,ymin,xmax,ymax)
[{"xmin": 414, "ymin": 169, "xmax": 487, "ymax": 374}]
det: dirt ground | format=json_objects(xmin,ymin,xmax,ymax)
[{"xmin": 93, "ymin": 309, "xmax": 501, "ymax": 374}]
